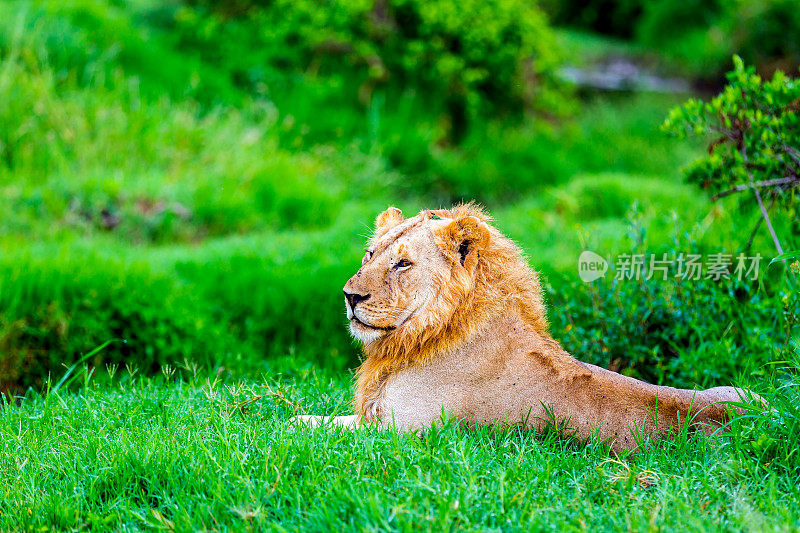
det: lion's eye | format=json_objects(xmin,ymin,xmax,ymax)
[
  {"xmin": 394, "ymin": 259, "xmax": 412, "ymax": 269},
  {"xmin": 362, "ymin": 251, "xmax": 372, "ymax": 265}
]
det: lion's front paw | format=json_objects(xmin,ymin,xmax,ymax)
[{"xmin": 290, "ymin": 414, "xmax": 325, "ymax": 428}]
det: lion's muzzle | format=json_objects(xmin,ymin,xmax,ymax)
[{"xmin": 343, "ymin": 289, "xmax": 370, "ymax": 320}]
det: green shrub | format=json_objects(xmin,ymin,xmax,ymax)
[
  {"xmin": 550, "ymin": 272, "xmax": 792, "ymax": 388},
  {"xmin": 664, "ymin": 57, "xmax": 800, "ymax": 254},
  {"xmin": 381, "ymin": 93, "xmax": 697, "ymax": 204},
  {"xmin": 0, "ymin": 251, "xmax": 237, "ymax": 394},
  {"xmin": 636, "ymin": 0, "xmax": 723, "ymax": 49},
  {"xmin": 548, "ymin": 226, "xmax": 797, "ymax": 388},
  {"xmin": 551, "ymin": 0, "xmax": 800, "ymax": 82},
  {"xmin": 0, "ymin": 222, "xmax": 373, "ymax": 394},
  {"xmin": 724, "ymin": 0, "xmax": 800, "ymax": 76},
  {"xmin": 638, "ymin": 0, "xmax": 800, "ymax": 80},
  {"xmin": 541, "ymin": 0, "xmax": 645, "ymax": 38},
  {"xmin": 0, "ymin": 30, "xmax": 342, "ymax": 243},
  {"xmin": 551, "ymin": 174, "xmax": 703, "ymax": 221},
  {"xmin": 0, "ymin": 0, "xmax": 240, "ymax": 105},
  {"xmin": 166, "ymin": 0, "xmax": 567, "ymax": 134},
  {"xmin": 167, "ymin": 231, "xmax": 365, "ymax": 369}
]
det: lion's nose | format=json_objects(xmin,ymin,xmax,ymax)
[{"xmin": 344, "ymin": 290, "xmax": 370, "ymax": 310}]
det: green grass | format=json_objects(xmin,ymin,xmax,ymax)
[{"xmin": 1, "ymin": 358, "xmax": 799, "ymax": 531}]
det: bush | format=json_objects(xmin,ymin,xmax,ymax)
[
  {"xmin": 663, "ymin": 57, "xmax": 800, "ymax": 253},
  {"xmin": 0, "ymin": 251, "xmax": 237, "ymax": 394},
  {"xmin": 168, "ymin": 230, "xmax": 365, "ymax": 368},
  {"xmin": 554, "ymin": 174, "xmax": 702, "ymax": 221},
  {"xmin": 638, "ymin": 0, "xmax": 800, "ymax": 80},
  {"xmin": 636, "ymin": 0, "xmax": 723, "ymax": 48},
  {"xmin": 542, "ymin": 0, "xmax": 645, "ymax": 38},
  {"xmin": 166, "ymin": 0, "xmax": 567, "ymax": 135},
  {"xmin": 0, "ymin": 225, "xmax": 370, "ymax": 394},
  {"xmin": 0, "ymin": 0, "xmax": 240, "ymax": 106},
  {"xmin": 724, "ymin": 0, "xmax": 800, "ymax": 76},
  {"xmin": 379, "ymin": 93, "xmax": 697, "ymax": 204},
  {"xmin": 0, "ymin": 26, "xmax": 342, "ymax": 243},
  {"xmin": 551, "ymin": 0, "xmax": 800, "ymax": 82},
  {"xmin": 550, "ymin": 272, "xmax": 793, "ymax": 388},
  {"xmin": 548, "ymin": 224, "xmax": 797, "ymax": 388}
]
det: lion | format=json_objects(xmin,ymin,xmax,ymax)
[{"xmin": 296, "ymin": 204, "xmax": 760, "ymax": 452}]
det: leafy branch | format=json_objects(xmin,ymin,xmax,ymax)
[{"xmin": 663, "ymin": 56, "xmax": 800, "ymax": 255}]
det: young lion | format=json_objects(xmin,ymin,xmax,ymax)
[{"xmin": 296, "ymin": 204, "xmax": 758, "ymax": 451}]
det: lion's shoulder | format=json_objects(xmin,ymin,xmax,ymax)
[{"xmin": 527, "ymin": 336, "xmax": 592, "ymax": 380}]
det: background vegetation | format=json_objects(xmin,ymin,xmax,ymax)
[{"xmin": 0, "ymin": 0, "xmax": 798, "ymax": 529}]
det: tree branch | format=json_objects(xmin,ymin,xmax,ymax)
[
  {"xmin": 781, "ymin": 144, "xmax": 800, "ymax": 167},
  {"xmin": 711, "ymin": 175, "xmax": 799, "ymax": 200},
  {"xmin": 740, "ymin": 144, "xmax": 784, "ymax": 254},
  {"xmin": 744, "ymin": 195, "xmax": 776, "ymax": 252}
]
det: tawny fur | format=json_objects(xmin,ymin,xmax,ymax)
[{"xmin": 299, "ymin": 204, "xmax": 759, "ymax": 452}]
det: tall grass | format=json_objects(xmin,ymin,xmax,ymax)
[
  {"xmin": 726, "ymin": 343, "xmax": 800, "ymax": 478},
  {"xmin": 0, "ymin": 6, "xmax": 346, "ymax": 244},
  {"xmin": 1, "ymin": 352, "xmax": 799, "ymax": 530}
]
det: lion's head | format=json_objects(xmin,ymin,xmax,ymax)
[{"xmin": 344, "ymin": 204, "xmax": 548, "ymax": 364}]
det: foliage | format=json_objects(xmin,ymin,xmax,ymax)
[
  {"xmin": 722, "ymin": 0, "xmax": 800, "ymax": 76},
  {"xmin": 638, "ymin": 0, "xmax": 800, "ymax": 80},
  {"xmin": 0, "ymin": 252, "xmax": 237, "ymax": 393},
  {"xmin": 0, "ymin": 226, "xmax": 373, "ymax": 393},
  {"xmin": 166, "ymin": 0, "xmax": 567, "ymax": 137},
  {"xmin": 0, "ymin": 20, "xmax": 342, "ymax": 243},
  {"xmin": 663, "ymin": 57, "xmax": 800, "ymax": 253},
  {"xmin": 167, "ymin": 230, "xmax": 364, "ymax": 368},
  {"xmin": 549, "ymin": 220, "xmax": 796, "ymax": 388},
  {"xmin": 552, "ymin": 271, "xmax": 793, "ymax": 387},
  {"xmin": 541, "ymin": 0, "xmax": 645, "ymax": 38},
  {"xmin": 383, "ymin": 93, "xmax": 698, "ymax": 204},
  {"xmin": 550, "ymin": 0, "xmax": 800, "ymax": 81},
  {"xmin": 725, "ymin": 338, "xmax": 800, "ymax": 477},
  {"xmin": 636, "ymin": 0, "xmax": 723, "ymax": 48},
  {"xmin": 0, "ymin": 0, "xmax": 242, "ymax": 106}
]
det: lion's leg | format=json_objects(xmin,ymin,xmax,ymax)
[
  {"xmin": 688, "ymin": 386, "xmax": 766, "ymax": 434},
  {"xmin": 700, "ymin": 386, "xmax": 764, "ymax": 408},
  {"xmin": 626, "ymin": 385, "xmax": 764, "ymax": 443},
  {"xmin": 291, "ymin": 414, "xmax": 361, "ymax": 429}
]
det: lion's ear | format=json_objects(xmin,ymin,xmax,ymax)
[
  {"xmin": 433, "ymin": 215, "xmax": 490, "ymax": 273},
  {"xmin": 374, "ymin": 207, "xmax": 405, "ymax": 238}
]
